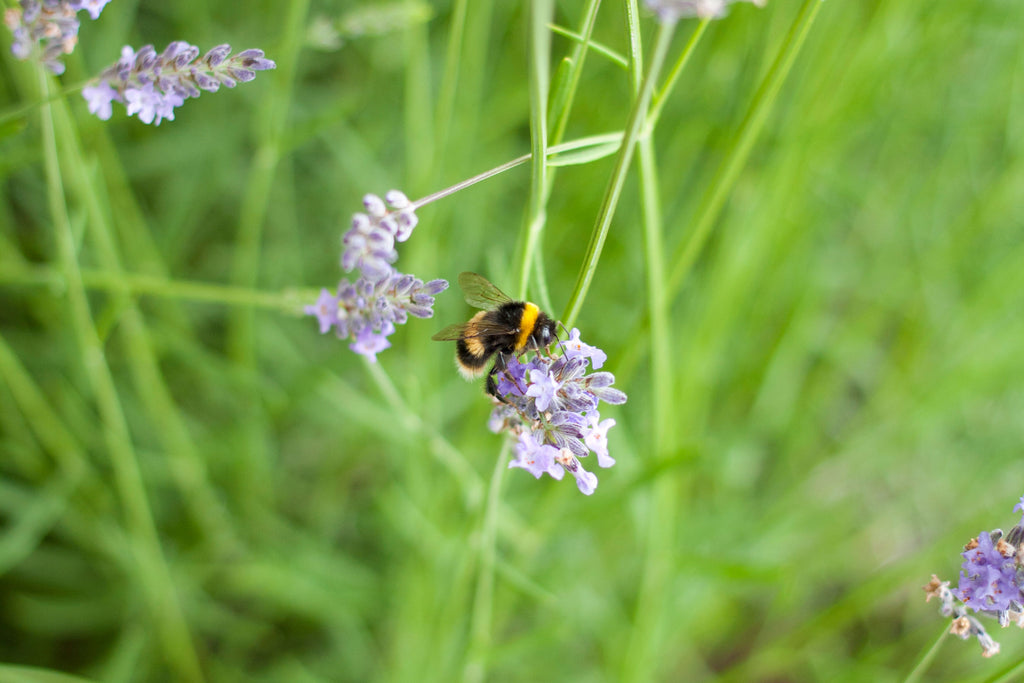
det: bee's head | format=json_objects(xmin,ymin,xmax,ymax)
[{"xmin": 531, "ymin": 315, "xmax": 558, "ymax": 349}]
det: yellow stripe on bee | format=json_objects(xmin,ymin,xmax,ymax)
[
  {"xmin": 516, "ymin": 302, "xmax": 540, "ymax": 351},
  {"xmin": 464, "ymin": 337, "xmax": 486, "ymax": 356}
]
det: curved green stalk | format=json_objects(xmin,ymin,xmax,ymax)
[
  {"xmin": 38, "ymin": 69, "xmax": 203, "ymax": 683},
  {"xmin": 516, "ymin": 0, "xmax": 555, "ymax": 299},
  {"xmin": 667, "ymin": 0, "xmax": 823, "ymax": 298},
  {"xmin": 901, "ymin": 626, "xmax": 947, "ymax": 683},
  {"xmin": 461, "ymin": 441, "xmax": 511, "ymax": 683},
  {"xmin": 646, "ymin": 18, "xmax": 710, "ymax": 131},
  {"xmin": 561, "ymin": 17, "xmax": 677, "ymax": 329}
]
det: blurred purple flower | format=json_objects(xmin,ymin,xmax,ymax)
[
  {"xmin": 643, "ymin": 0, "xmax": 765, "ymax": 22},
  {"xmin": 81, "ymin": 41, "xmax": 275, "ymax": 125},
  {"xmin": 305, "ymin": 191, "xmax": 448, "ymax": 361},
  {"xmin": 928, "ymin": 495, "xmax": 1024, "ymax": 658},
  {"xmin": 3, "ymin": 0, "xmax": 110, "ymax": 74}
]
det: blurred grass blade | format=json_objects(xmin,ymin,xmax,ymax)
[{"xmin": 0, "ymin": 665, "xmax": 101, "ymax": 683}]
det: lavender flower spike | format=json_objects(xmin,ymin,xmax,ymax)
[
  {"xmin": 81, "ymin": 42, "xmax": 276, "ymax": 125},
  {"xmin": 487, "ymin": 329, "xmax": 626, "ymax": 495},
  {"xmin": 4, "ymin": 0, "xmax": 112, "ymax": 74},
  {"xmin": 305, "ymin": 190, "xmax": 448, "ymax": 361},
  {"xmin": 643, "ymin": 0, "xmax": 765, "ymax": 22},
  {"xmin": 926, "ymin": 494, "xmax": 1024, "ymax": 658}
]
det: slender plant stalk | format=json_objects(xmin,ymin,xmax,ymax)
[
  {"xmin": 516, "ymin": 0, "xmax": 555, "ymax": 299},
  {"xmin": 38, "ymin": 69, "xmax": 203, "ymax": 683},
  {"xmin": 530, "ymin": 0, "xmax": 604, "ymax": 310},
  {"xmin": 45, "ymin": 71, "xmax": 238, "ymax": 553},
  {"xmin": 666, "ymin": 0, "xmax": 823, "ymax": 298},
  {"xmin": 0, "ymin": 332, "xmax": 95, "ymax": 482},
  {"xmin": 550, "ymin": 0, "xmax": 604, "ymax": 148},
  {"xmin": 611, "ymin": 0, "xmax": 823, "ymax": 389},
  {"xmin": 0, "ymin": 263, "xmax": 310, "ymax": 310},
  {"xmin": 363, "ymin": 359, "xmax": 484, "ymax": 509},
  {"xmin": 0, "ymin": 77, "xmax": 91, "ymax": 126},
  {"xmin": 621, "ymin": 5, "xmax": 680, "ymax": 681},
  {"xmin": 225, "ymin": 0, "xmax": 308, "ymax": 523},
  {"xmin": 988, "ymin": 657, "xmax": 1024, "ymax": 683},
  {"xmin": 646, "ymin": 18, "xmax": 710, "ymax": 131},
  {"xmin": 902, "ymin": 626, "xmax": 948, "ymax": 683},
  {"xmin": 561, "ymin": 17, "xmax": 677, "ymax": 329},
  {"xmin": 548, "ymin": 19, "xmax": 627, "ymax": 70},
  {"xmin": 433, "ymin": 0, "xmax": 468, "ymax": 171},
  {"xmin": 462, "ymin": 442, "xmax": 511, "ymax": 683},
  {"xmin": 227, "ymin": 0, "xmax": 308, "ymax": 360}
]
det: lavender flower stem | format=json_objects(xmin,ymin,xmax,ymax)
[
  {"xmin": 561, "ymin": 17, "xmax": 677, "ymax": 329},
  {"xmin": 463, "ymin": 441, "xmax": 510, "ymax": 683},
  {"xmin": 516, "ymin": 0, "xmax": 554, "ymax": 299},
  {"xmin": 0, "ymin": 77, "xmax": 89, "ymax": 127},
  {"xmin": 407, "ymin": 133, "xmax": 624, "ymax": 212},
  {"xmin": 36, "ymin": 69, "xmax": 204, "ymax": 682},
  {"xmin": 902, "ymin": 625, "xmax": 950, "ymax": 683},
  {"xmin": 646, "ymin": 17, "xmax": 710, "ymax": 132},
  {"xmin": 665, "ymin": 0, "xmax": 822, "ymax": 298},
  {"xmin": 0, "ymin": 263, "xmax": 311, "ymax": 311}
]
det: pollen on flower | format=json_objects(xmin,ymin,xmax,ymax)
[{"xmin": 950, "ymin": 617, "xmax": 971, "ymax": 638}]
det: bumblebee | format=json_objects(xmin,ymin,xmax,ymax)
[{"xmin": 432, "ymin": 272, "xmax": 558, "ymax": 397}]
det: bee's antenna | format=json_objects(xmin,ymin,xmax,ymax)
[{"xmin": 555, "ymin": 321, "xmax": 570, "ymax": 356}]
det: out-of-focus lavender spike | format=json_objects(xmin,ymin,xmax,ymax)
[{"xmin": 81, "ymin": 40, "xmax": 276, "ymax": 125}]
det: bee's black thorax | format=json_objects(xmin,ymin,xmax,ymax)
[{"xmin": 447, "ymin": 296, "xmax": 559, "ymax": 398}]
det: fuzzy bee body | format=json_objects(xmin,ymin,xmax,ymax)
[{"xmin": 433, "ymin": 273, "xmax": 557, "ymax": 397}]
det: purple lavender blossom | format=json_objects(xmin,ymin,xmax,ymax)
[
  {"xmin": 956, "ymin": 531, "xmax": 1022, "ymax": 613},
  {"xmin": 304, "ymin": 289, "xmax": 340, "ymax": 334},
  {"xmin": 80, "ymin": 42, "xmax": 275, "ymax": 125},
  {"xmin": 509, "ymin": 432, "xmax": 563, "ymax": 480},
  {"xmin": 4, "ymin": 0, "xmax": 110, "ymax": 74},
  {"xmin": 584, "ymin": 414, "xmax": 617, "ymax": 468},
  {"xmin": 564, "ymin": 327, "xmax": 607, "ymax": 369},
  {"xmin": 305, "ymin": 191, "xmax": 448, "ymax": 361},
  {"xmin": 487, "ymin": 331, "xmax": 626, "ymax": 495},
  {"xmin": 525, "ymin": 367, "xmax": 560, "ymax": 412},
  {"xmin": 643, "ymin": 0, "xmax": 765, "ymax": 22},
  {"xmin": 928, "ymin": 495, "xmax": 1024, "ymax": 658},
  {"xmin": 350, "ymin": 322, "xmax": 393, "ymax": 362}
]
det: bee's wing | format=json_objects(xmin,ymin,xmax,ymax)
[
  {"xmin": 432, "ymin": 317, "xmax": 517, "ymax": 341},
  {"xmin": 431, "ymin": 323, "xmax": 472, "ymax": 341},
  {"xmin": 459, "ymin": 272, "xmax": 513, "ymax": 310}
]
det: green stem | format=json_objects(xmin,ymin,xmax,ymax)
[
  {"xmin": 547, "ymin": 18, "xmax": 626, "ymax": 71},
  {"xmin": 902, "ymin": 626, "xmax": 947, "ymax": 683},
  {"xmin": 461, "ymin": 442, "xmax": 510, "ymax": 683},
  {"xmin": 0, "ymin": 78, "xmax": 91, "ymax": 128},
  {"xmin": 37, "ymin": 68, "xmax": 204, "ymax": 683},
  {"xmin": 0, "ymin": 263, "xmax": 310, "ymax": 311},
  {"xmin": 0, "ymin": 332, "xmax": 95, "ymax": 482},
  {"xmin": 409, "ymin": 132, "xmax": 624, "ymax": 211},
  {"xmin": 550, "ymin": 0, "xmax": 606, "ymax": 146},
  {"xmin": 516, "ymin": 0, "xmax": 555, "ymax": 299},
  {"xmin": 666, "ymin": 0, "xmax": 822, "ymax": 298},
  {"xmin": 362, "ymin": 359, "xmax": 484, "ymax": 510},
  {"xmin": 646, "ymin": 18, "xmax": 709, "ymax": 131},
  {"xmin": 988, "ymin": 657, "xmax": 1024, "ymax": 683},
  {"xmin": 561, "ymin": 17, "xmax": 677, "ymax": 328}
]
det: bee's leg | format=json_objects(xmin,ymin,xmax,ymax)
[{"xmin": 486, "ymin": 355, "xmax": 508, "ymax": 402}]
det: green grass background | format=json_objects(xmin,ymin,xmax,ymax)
[{"xmin": 1, "ymin": 0, "xmax": 1024, "ymax": 681}]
